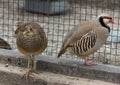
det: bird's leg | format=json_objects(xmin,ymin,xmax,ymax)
[
  {"xmin": 22, "ymin": 56, "xmax": 32, "ymax": 81},
  {"xmin": 31, "ymin": 55, "xmax": 39, "ymax": 74},
  {"xmin": 31, "ymin": 55, "xmax": 36, "ymax": 72},
  {"xmin": 84, "ymin": 57, "xmax": 96, "ymax": 66}
]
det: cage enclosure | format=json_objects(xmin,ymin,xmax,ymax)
[
  {"xmin": 24, "ymin": 0, "xmax": 70, "ymax": 14},
  {"xmin": 0, "ymin": 0, "xmax": 120, "ymax": 84}
]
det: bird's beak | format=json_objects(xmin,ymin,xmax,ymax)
[{"xmin": 109, "ymin": 19, "xmax": 114, "ymax": 24}]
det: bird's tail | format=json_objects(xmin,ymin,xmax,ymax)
[
  {"xmin": 57, "ymin": 44, "xmax": 73, "ymax": 58},
  {"xmin": 57, "ymin": 47, "xmax": 67, "ymax": 58}
]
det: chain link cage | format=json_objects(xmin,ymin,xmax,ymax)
[{"xmin": 0, "ymin": 0, "xmax": 120, "ymax": 66}]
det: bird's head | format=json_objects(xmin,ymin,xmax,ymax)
[
  {"xmin": 23, "ymin": 25, "xmax": 37, "ymax": 38},
  {"xmin": 98, "ymin": 13, "xmax": 114, "ymax": 26}
]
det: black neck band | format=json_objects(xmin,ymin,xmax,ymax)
[{"xmin": 99, "ymin": 17, "xmax": 110, "ymax": 32}]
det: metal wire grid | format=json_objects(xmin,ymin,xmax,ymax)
[{"xmin": 0, "ymin": 0, "xmax": 120, "ymax": 65}]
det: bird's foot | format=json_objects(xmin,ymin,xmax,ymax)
[
  {"xmin": 21, "ymin": 69, "xmax": 32, "ymax": 82},
  {"xmin": 84, "ymin": 61, "xmax": 96, "ymax": 66}
]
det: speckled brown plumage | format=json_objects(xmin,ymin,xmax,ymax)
[{"xmin": 15, "ymin": 22, "xmax": 47, "ymax": 80}]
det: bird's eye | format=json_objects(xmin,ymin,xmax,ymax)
[
  {"xmin": 29, "ymin": 28, "xmax": 32, "ymax": 31},
  {"xmin": 109, "ymin": 17, "xmax": 112, "ymax": 19}
]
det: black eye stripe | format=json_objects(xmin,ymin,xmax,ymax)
[{"xmin": 30, "ymin": 28, "xmax": 32, "ymax": 31}]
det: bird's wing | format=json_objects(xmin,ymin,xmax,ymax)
[{"xmin": 63, "ymin": 21, "xmax": 95, "ymax": 47}]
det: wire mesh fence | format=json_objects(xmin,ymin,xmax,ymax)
[{"xmin": 0, "ymin": 0, "xmax": 120, "ymax": 65}]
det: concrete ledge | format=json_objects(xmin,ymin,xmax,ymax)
[{"xmin": 0, "ymin": 49, "xmax": 120, "ymax": 84}]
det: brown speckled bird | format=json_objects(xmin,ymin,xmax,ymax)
[
  {"xmin": 57, "ymin": 13, "xmax": 114, "ymax": 66},
  {"xmin": 0, "ymin": 38, "xmax": 11, "ymax": 50},
  {"xmin": 15, "ymin": 22, "xmax": 48, "ymax": 80}
]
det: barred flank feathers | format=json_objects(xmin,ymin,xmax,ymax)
[{"xmin": 72, "ymin": 31, "xmax": 97, "ymax": 54}]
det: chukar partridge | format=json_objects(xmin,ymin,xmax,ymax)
[
  {"xmin": 57, "ymin": 13, "xmax": 114, "ymax": 66},
  {"xmin": 15, "ymin": 22, "xmax": 48, "ymax": 80},
  {"xmin": 0, "ymin": 38, "xmax": 11, "ymax": 50}
]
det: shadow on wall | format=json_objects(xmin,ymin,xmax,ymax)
[
  {"xmin": 24, "ymin": 0, "xmax": 70, "ymax": 15},
  {"xmin": 70, "ymin": 0, "xmax": 119, "ymax": 10}
]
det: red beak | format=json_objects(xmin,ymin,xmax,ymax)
[{"xmin": 109, "ymin": 19, "xmax": 114, "ymax": 24}]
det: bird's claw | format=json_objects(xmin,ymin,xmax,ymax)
[
  {"xmin": 84, "ymin": 61, "xmax": 96, "ymax": 66},
  {"xmin": 21, "ymin": 69, "xmax": 32, "ymax": 82}
]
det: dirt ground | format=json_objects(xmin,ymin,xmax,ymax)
[{"xmin": 0, "ymin": 63, "xmax": 118, "ymax": 85}]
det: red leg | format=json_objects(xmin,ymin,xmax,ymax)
[{"xmin": 84, "ymin": 57, "xmax": 96, "ymax": 66}]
